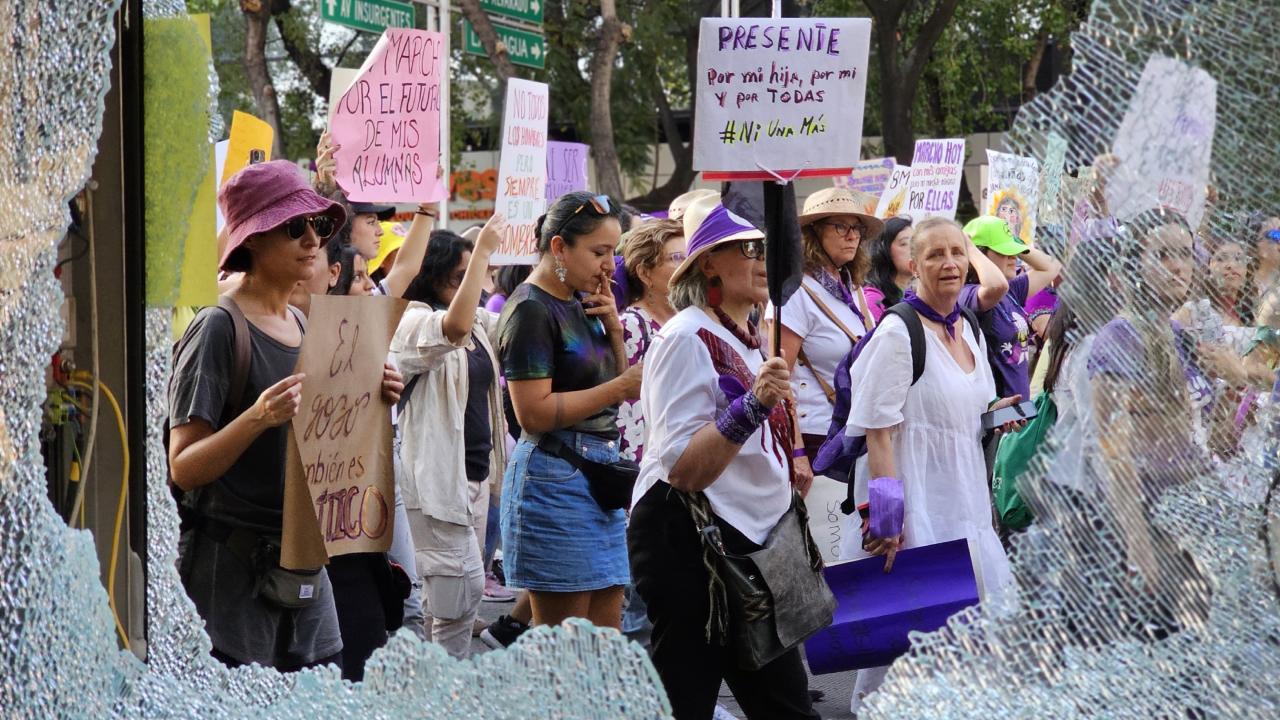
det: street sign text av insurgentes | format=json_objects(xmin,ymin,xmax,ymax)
[
  {"xmin": 464, "ymin": 20, "xmax": 545, "ymax": 70},
  {"xmin": 321, "ymin": 0, "xmax": 415, "ymax": 35}
]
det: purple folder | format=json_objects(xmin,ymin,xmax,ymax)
[{"xmin": 804, "ymin": 538, "xmax": 979, "ymax": 674}]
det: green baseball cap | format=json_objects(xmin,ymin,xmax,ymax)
[{"xmin": 964, "ymin": 215, "xmax": 1029, "ymax": 256}]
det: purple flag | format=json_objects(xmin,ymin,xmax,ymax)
[{"xmin": 804, "ymin": 539, "xmax": 980, "ymax": 674}]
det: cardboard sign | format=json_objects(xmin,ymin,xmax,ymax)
[
  {"xmin": 905, "ymin": 138, "xmax": 965, "ymax": 221},
  {"xmin": 1107, "ymin": 55, "xmax": 1216, "ymax": 229},
  {"xmin": 693, "ymin": 18, "xmax": 872, "ymax": 179},
  {"xmin": 281, "ymin": 295, "xmax": 408, "ymax": 568},
  {"xmin": 874, "ymin": 165, "xmax": 911, "ymax": 219},
  {"xmin": 220, "ymin": 111, "xmax": 273, "ymax": 187},
  {"xmin": 545, "ymin": 141, "xmax": 590, "ymax": 204},
  {"xmin": 986, "ymin": 150, "xmax": 1041, "ymax": 244},
  {"xmin": 493, "ymin": 78, "xmax": 550, "ymax": 265},
  {"xmin": 332, "ymin": 29, "xmax": 447, "ymax": 203}
]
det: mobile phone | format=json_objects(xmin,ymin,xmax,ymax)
[{"xmin": 981, "ymin": 400, "xmax": 1037, "ymax": 431}]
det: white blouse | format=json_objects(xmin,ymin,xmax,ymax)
[
  {"xmin": 768, "ymin": 275, "xmax": 868, "ymax": 435},
  {"xmin": 634, "ymin": 307, "xmax": 792, "ymax": 544},
  {"xmin": 837, "ymin": 313, "xmax": 1013, "ymax": 606}
]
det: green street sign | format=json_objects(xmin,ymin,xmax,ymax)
[
  {"xmin": 480, "ymin": 0, "xmax": 543, "ymax": 25},
  {"xmin": 464, "ymin": 20, "xmax": 546, "ymax": 70},
  {"xmin": 320, "ymin": 0, "xmax": 415, "ymax": 34}
]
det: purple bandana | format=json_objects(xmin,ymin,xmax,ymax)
[
  {"xmin": 903, "ymin": 289, "xmax": 961, "ymax": 340},
  {"xmin": 814, "ymin": 268, "xmax": 866, "ymax": 328},
  {"xmin": 688, "ymin": 204, "xmax": 758, "ymax": 258}
]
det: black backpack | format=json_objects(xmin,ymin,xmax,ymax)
[{"xmin": 811, "ymin": 302, "xmax": 980, "ymax": 514}]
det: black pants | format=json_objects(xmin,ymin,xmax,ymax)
[{"xmin": 628, "ymin": 483, "xmax": 819, "ymax": 720}]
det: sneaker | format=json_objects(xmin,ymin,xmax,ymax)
[
  {"xmin": 482, "ymin": 572, "xmax": 516, "ymax": 602},
  {"xmin": 472, "ymin": 616, "xmax": 489, "ymax": 637},
  {"xmin": 480, "ymin": 614, "xmax": 528, "ymax": 650},
  {"xmin": 491, "ymin": 558, "xmax": 505, "ymax": 586}
]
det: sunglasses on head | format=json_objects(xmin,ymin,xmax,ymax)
[
  {"xmin": 551, "ymin": 194, "xmax": 612, "ymax": 239},
  {"xmin": 285, "ymin": 214, "xmax": 336, "ymax": 241}
]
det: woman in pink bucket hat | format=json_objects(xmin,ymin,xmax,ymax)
[{"xmin": 167, "ymin": 160, "xmax": 403, "ymax": 674}]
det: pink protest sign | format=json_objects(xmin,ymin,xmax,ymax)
[
  {"xmin": 545, "ymin": 141, "xmax": 589, "ymax": 204},
  {"xmin": 332, "ymin": 29, "xmax": 447, "ymax": 203}
]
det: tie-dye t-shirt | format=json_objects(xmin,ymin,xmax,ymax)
[{"xmin": 498, "ymin": 282, "xmax": 620, "ymax": 439}]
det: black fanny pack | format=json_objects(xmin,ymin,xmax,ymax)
[{"xmin": 536, "ymin": 433, "xmax": 638, "ymax": 511}]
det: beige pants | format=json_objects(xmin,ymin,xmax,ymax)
[{"xmin": 407, "ymin": 481, "xmax": 488, "ymax": 659}]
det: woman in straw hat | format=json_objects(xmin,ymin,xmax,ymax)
[
  {"xmin": 769, "ymin": 187, "xmax": 884, "ymax": 480},
  {"xmin": 628, "ymin": 196, "xmax": 818, "ymax": 719}
]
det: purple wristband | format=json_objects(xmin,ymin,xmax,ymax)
[
  {"xmin": 867, "ymin": 476, "xmax": 905, "ymax": 539},
  {"xmin": 715, "ymin": 392, "xmax": 770, "ymax": 445},
  {"xmin": 791, "ymin": 447, "xmax": 808, "ymax": 459}
]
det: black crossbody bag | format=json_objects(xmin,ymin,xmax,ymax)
[{"xmin": 536, "ymin": 433, "xmax": 638, "ymax": 511}]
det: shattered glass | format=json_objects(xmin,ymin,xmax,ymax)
[{"xmin": 866, "ymin": 1, "xmax": 1280, "ymax": 717}]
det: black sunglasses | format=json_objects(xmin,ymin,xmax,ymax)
[
  {"xmin": 551, "ymin": 194, "xmax": 612, "ymax": 239},
  {"xmin": 285, "ymin": 214, "xmax": 336, "ymax": 241}
]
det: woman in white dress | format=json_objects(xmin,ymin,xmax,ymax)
[{"xmin": 837, "ymin": 217, "xmax": 1020, "ymax": 710}]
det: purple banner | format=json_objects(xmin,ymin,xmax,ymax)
[
  {"xmin": 545, "ymin": 141, "xmax": 590, "ymax": 203},
  {"xmin": 804, "ymin": 538, "xmax": 979, "ymax": 674}
]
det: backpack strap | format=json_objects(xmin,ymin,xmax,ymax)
[
  {"xmin": 884, "ymin": 303, "xmax": 927, "ymax": 386},
  {"xmin": 217, "ymin": 295, "xmax": 253, "ymax": 411},
  {"xmin": 800, "ymin": 283, "xmax": 861, "ymax": 344}
]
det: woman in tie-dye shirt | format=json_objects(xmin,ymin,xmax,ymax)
[{"xmin": 496, "ymin": 191, "xmax": 643, "ymax": 630}]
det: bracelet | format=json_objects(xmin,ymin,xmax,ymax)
[
  {"xmin": 416, "ymin": 208, "xmax": 437, "ymax": 218},
  {"xmin": 791, "ymin": 447, "xmax": 808, "ymax": 459},
  {"xmin": 714, "ymin": 392, "xmax": 770, "ymax": 445}
]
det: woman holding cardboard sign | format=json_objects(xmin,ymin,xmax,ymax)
[
  {"xmin": 168, "ymin": 161, "xmax": 404, "ymax": 673},
  {"xmin": 496, "ymin": 191, "xmax": 643, "ymax": 630}
]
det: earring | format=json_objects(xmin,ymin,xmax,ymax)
[
  {"xmin": 554, "ymin": 255, "xmax": 568, "ymax": 283},
  {"xmin": 707, "ymin": 276, "xmax": 723, "ymax": 308}
]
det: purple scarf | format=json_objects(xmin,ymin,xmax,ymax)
[
  {"xmin": 813, "ymin": 268, "xmax": 866, "ymax": 328},
  {"xmin": 902, "ymin": 289, "xmax": 961, "ymax": 340}
]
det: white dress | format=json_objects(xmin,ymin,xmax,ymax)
[
  {"xmin": 837, "ymin": 312, "xmax": 1014, "ymax": 712},
  {"xmin": 836, "ymin": 313, "xmax": 1013, "ymax": 605}
]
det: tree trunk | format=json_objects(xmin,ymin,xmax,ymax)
[
  {"xmin": 274, "ymin": 13, "xmax": 331, "ymax": 100},
  {"xmin": 865, "ymin": 0, "xmax": 961, "ymax": 164},
  {"xmin": 588, "ymin": 0, "xmax": 627, "ymax": 200},
  {"xmin": 456, "ymin": 0, "xmax": 517, "ymax": 83},
  {"xmin": 626, "ymin": 79, "xmax": 696, "ymax": 210},
  {"xmin": 1022, "ymin": 31, "xmax": 1049, "ymax": 102},
  {"xmin": 241, "ymin": 0, "xmax": 282, "ymax": 157}
]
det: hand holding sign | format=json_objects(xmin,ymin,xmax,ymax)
[{"xmin": 331, "ymin": 29, "xmax": 447, "ymax": 203}]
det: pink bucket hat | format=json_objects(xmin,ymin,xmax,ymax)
[{"xmin": 217, "ymin": 160, "xmax": 347, "ymax": 271}]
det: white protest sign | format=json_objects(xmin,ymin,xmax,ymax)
[
  {"xmin": 693, "ymin": 18, "xmax": 871, "ymax": 179},
  {"xmin": 214, "ymin": 140, "xmax": 229, "ymax": 234},
  {"xmin": 493, "ymin": 78, "xmax": 550, "ymax": 265},
  {"xmin": 1039, "ymin": 132, "xmax": 1068, "ymax": 225},
  {"xmin": 331, "ymin": 30, "xmax": 447, "ymax": 203},
  {"xmin": 905, "ymin": 138, "xmax": 965, "ymax": 221},
  {"xmin": 842, "ymin": 157, "xmax": 895, "ymax": 196},
  {"xmin": 327, "ymin": 67, "xmax": 359, "ymax": 125},
  {"xmin": 874, "ymin": 165, "xmax": 911, "ymax": 219},
  {"xmin": 1107, "ymin": 55, "xmax": 1217, "ymax": 229},
  {"xmin": 805, "ymin": 476, "xmax": 853, "ymax": 566},
  {"xmin": 986, "ymin": 150, "xmax": 1041, "ymax": 244}
]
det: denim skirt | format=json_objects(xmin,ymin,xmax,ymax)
[{"xmin": 500, "ymin": 431, "xmax": 630, "ymax": 592}]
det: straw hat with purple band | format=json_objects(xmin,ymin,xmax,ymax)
[
  {"xmin": 797, "ymin": 187, "xmax": 885, "ymax": 239},
  {"xmin": 218, "ymin": 160, "xmax": 347, "ymax": 271},
  {"xmin": 669, "ymin": 195, "xmax": 765, "ymax": 286}
]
